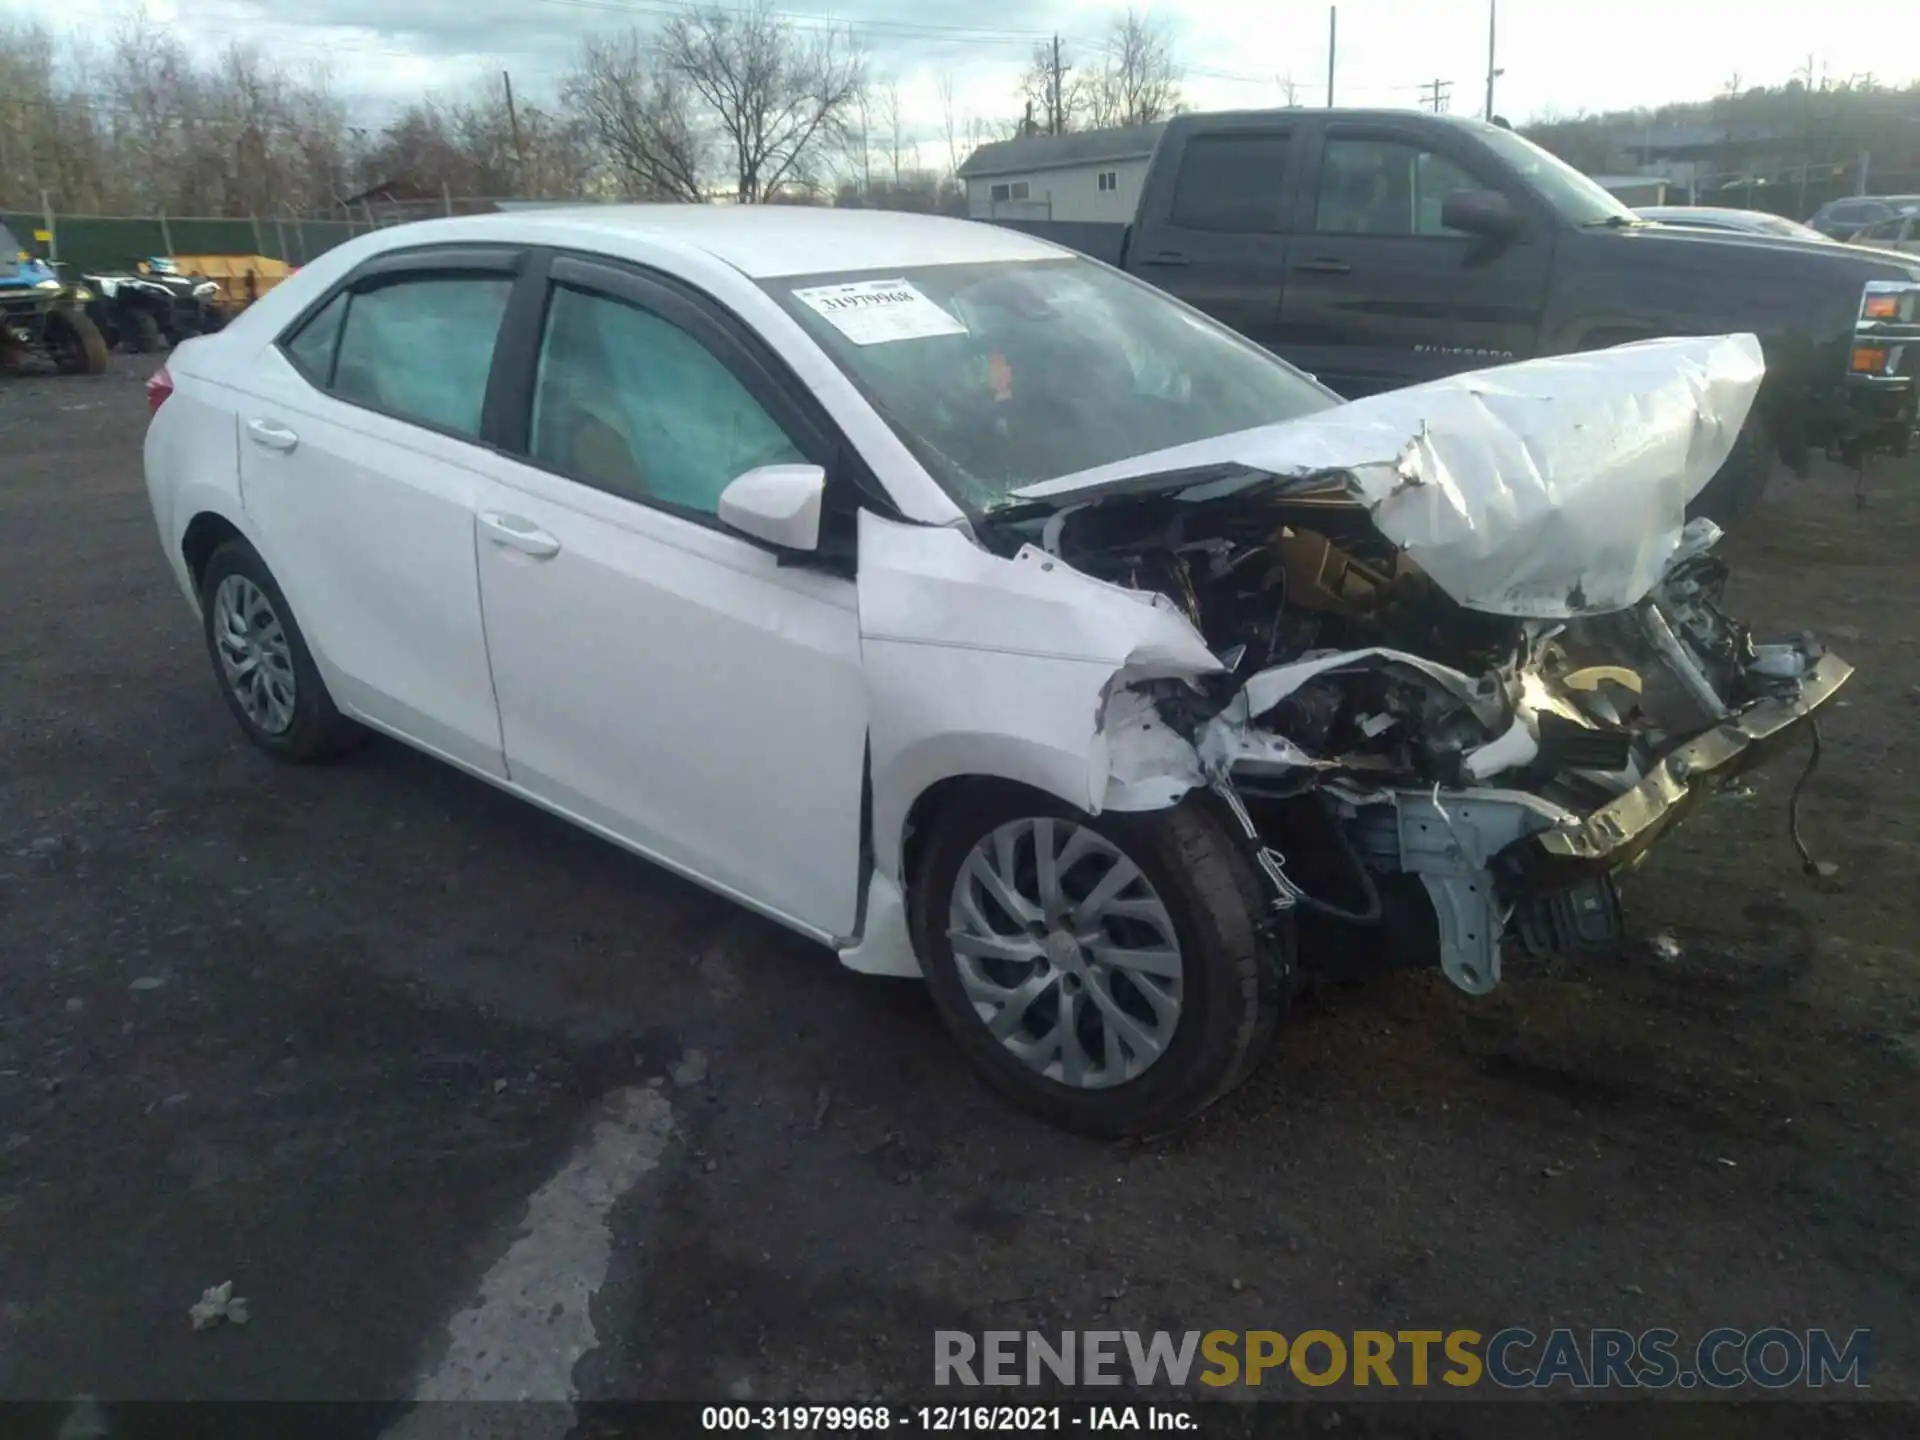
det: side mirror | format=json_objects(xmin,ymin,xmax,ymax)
[
  {"xmin": 717, "ymin": 463, "xmax": 826, "ymax": 552},
  {"xmin": 1441, "ymin": 188, "xmax": 1522, "ymax": 239}
]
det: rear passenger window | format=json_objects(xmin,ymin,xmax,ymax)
[
  {"xmin": 282, "ymin": 291, "xmax": 346, "ymax": 385},
  {"xmin": 1169, "ymin": 134, "xmax": 1292, "ymax": 233},
  {"xmin": 330, "ymin": 275, "xmax": 513, "ymax": 438}
]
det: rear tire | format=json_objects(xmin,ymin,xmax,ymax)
[
  {"xmin": 1687, "ymin": 412, "xmax": 1775, "ymax": 531},
  {"xmin": 910, "ymin": 788, "xmax": 1289, "ymax": 1138},
  {"xmin": 199, "ymin": 539, "xmax": 361, "ymax": 764},
  {"xmin": 127, "ymin": 308, "xmax": 163, "ymax": 353}
]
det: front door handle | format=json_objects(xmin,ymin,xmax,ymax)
[
  {"xmin": 1142, "ymin": 250, "xmax": 1192, "ymax": 266},
  {"xmin": 479, "ymin": 511, "xmax": 561, "ymax": 559},
  {"xmin": 1293, "ymin": 257, "xmax": 1353, "ymax": 275},
  {"xmin": 246, "ymin": 418, "xmax": 299, "ymax": 452}
]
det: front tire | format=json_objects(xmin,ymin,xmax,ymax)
[
  {"xmin": 199, "ymin": 539, "xmax": 360, "ymax": 763},
  {"xmin": 48, "ymin": 310, "xmax": 109, "ymax": 374},
  {"xmin": 910, "ymin": 789, "xmax": 1288, "ymax": 1138}
]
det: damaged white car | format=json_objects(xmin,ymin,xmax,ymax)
[{"xmin": 143, "ymin": 209, "xmax": 1851, "ymax": 1137}]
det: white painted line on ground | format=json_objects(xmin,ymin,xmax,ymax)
[{"xmin": 383, "ymin": 1086, "xmax": 675, "ymax": 1438}]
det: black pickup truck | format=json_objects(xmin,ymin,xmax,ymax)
[{"xmin": 992, "ymin": 109, "xmax": 1920, "ymax": 526}]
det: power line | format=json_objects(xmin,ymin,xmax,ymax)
[{"xmin": 1420, "ymin": 77, "xmax": 1452, "ymax": 113}]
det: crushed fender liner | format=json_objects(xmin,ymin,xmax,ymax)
[{"xmin": 957, "ymin": 334, "xmax": 1855, "ymax": 996}]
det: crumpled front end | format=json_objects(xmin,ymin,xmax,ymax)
[
  {"xmin": 1002, "ymin": 337, "xmax": 1853, "ymax": 994},
  {"xmin": 1056, "ymin": 509, "xmax": 1850, "ymax": 994}
]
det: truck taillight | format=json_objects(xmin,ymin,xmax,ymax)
[{"xmin": 146, "ymin": 365, "xmax": 173, "ymax": 415}]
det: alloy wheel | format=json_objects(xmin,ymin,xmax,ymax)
[
  {"xmin": 212, "ymin": 574, "xmax": 297, "ymax": 735},
  {"xmin": 947, "ymin": 817, "xmax": 1184, "ymax": 1090}
]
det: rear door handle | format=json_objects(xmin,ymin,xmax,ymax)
[
  {"xmin": 479, "ymin": 511, "xmax": 561, "ymax": 559},
  {"xmin": 246, "ymin": 418, "xmax": 299, "ymax": 452},
  {"xmin": 1294, "ymin": 257, "xmax": 1353, "ymax": 275},
  {"xmin": 1142, "ymin": 250, "xmax": 1192, "ymax": 266}
]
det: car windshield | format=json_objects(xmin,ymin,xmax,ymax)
[
  {"xmin": 764, "ymin": 258, "xmax": 1336, "ymax": 511},
  {"xmin": 1465, "ymin": 122, "xmax": 1639, "ymax": 226}
]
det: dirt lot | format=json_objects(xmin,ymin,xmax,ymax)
[{"xmin": 1, "ymin": 360, "xmax": 1916, "ymax": 1431}]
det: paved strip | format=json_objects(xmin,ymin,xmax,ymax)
[{"xmin": 385, "ymin": 1087, "xmax": 675, "ymax": 1435}]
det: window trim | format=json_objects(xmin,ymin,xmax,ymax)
[
  {"xmin": 1310, "ymin": 128, "xmax": 1505, "ymax": 240},
  {"xmin": 272, "ymin": 243, "xmax": 530, "ymax": 448},
  {"xmin": 488, "ymin": 249, "xmax": 899, "ymax": 565}
]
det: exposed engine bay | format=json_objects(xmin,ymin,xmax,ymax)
[{"xmin": 986, "ymin": 468, "xmax": 1850, "ymax": 996}]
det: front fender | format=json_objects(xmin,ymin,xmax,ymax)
[{"xmin": 857, "ymin": 512, "xmax": 1224, "ymax": 884}]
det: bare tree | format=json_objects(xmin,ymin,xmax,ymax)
[
  {"xmin": 1087, "ymin": 9, "xmax": 1183, "ymax": 131},
  {"xmin": 564, "ymin": 30, "xmax": 707, "ymax": 201},
  {"xmin": 877, "ymin": 80, "xmax": 904, "ymax": 187},
  {"xmin": 1019, "ymin": 35, "xmax": 1081, "ymax": 136},
  {"xmin": 937, "ymin": 70, "xmax": 962, "ymax": 182},
  {"xmin": 658, "ymin": 2, "xmax": 865, "ymax": 203}
]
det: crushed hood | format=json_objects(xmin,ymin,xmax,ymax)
[{"xmin": 1012, "ymin": 334, "xmax": 1766, "ymax": 620}]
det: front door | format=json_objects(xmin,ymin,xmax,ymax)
[
  {"xmin": 473, "ymin": 256, "xmax": 868, "ymax": 939},
  {"xmin": 1274, "ymin": 124, "xmax": 1554, "ymax": 397}
]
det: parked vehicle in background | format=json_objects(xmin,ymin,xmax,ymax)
[
  {"xmin": 0, "ymin": 218, "xmax": 109, "ymax": 375},
  {"xmin": 143, "ymin": 207, "xmax": 1854, "ymax": 1136},
  {"xmin": 985, "ymin": 109, "xmax": 1920, "ymax": 527},
  {"xmin": 1807, "ymin": 195, "xmax": 1920, "ymax": 241},
  {"xmin": 1849, "ymin": 211, "xmax": 1920, "ymax": 257},
  {"xmin": 82, "ymin": 257, "xmax": 227, "ymax": 353},
  {"xmin": 1637, "ymin": 206, "xmax": 1830, "ymax": 241}
]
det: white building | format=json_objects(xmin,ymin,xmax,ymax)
[{"xmin": 957, "ymin": 123, "xmax": 1168, "ymax": 223}]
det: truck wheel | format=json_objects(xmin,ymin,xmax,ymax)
[
  {"xmin": 909, "ymin": 789, "xmax": 1289, "ymax": 1137},
  {"xmin": 1688, "ymin": 414, "xmax": 1775, "ymax": 531},
  {"xmin": 128, "ymin": 308, "xmax": 163, "ymax": 353},
  {"xmin": 48, "ymin": 310, "xmax": 110, "ymax": 374}
]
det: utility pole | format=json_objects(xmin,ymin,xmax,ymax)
[
  {"xmin": 502, "ymin": 70, "xmax": 526, "ymax": 190},
  {"xmin": 1484, "ymin": 0, "xmax": 1503, "ymax": 120},
  {"xmin": 1046, "ymin": 34, "xmax": 1071, "ymax": 135},
  {"xmin": 1421, "ymin": 78, "xmax": 1452, "ymax": 114},
  {"xmin": 1326, "ymin": 6, "xmax": 1337, "ymax": 108}
]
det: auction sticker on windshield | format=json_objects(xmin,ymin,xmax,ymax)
[{"xmin": 791, "ymin": 278, "xmax": 968, "ymax": 345}]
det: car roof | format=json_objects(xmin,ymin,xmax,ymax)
[{"xmin": 385, "ymin": 204, "xmax": 1072, "ymax": 279}]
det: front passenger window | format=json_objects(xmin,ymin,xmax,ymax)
[
  {"xmin": 330, "ymin": 275, "xmax": 513, "ymax": 438},
  {"xmin": 528, "ymin": 285, "xmax": 805, "ymax": 517},
  {"xmin": 1315, "ymin": 138, "xmax": 1482, "ymax": 237}
]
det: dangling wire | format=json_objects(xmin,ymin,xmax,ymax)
[{"xmin": 1787, "ymin": 716, "xmax": 1826, "ymax": 877}]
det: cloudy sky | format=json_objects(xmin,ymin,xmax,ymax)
[{"xmin": 7, "ymin": 0, "xmax": 1913, "ymax": 160}]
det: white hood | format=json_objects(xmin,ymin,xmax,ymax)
[{"xmin": 1013, "ymin": 334, "xmax": 1766, "ymax": 620}]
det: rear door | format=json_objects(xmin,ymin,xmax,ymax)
[
  {"xmin": 1125, "ymin": 120, "xmax": 1304, "ymax": 353},
  {"xmin": 1274, "ymin": 120, "xmax": 1554, "ymax": 398},
  {"xmin": 236, "ymin": 245, "xmax": 523, "ymax": 777}
]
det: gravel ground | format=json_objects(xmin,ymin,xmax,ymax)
[{"xmin": 1, "ymin": 359, "xmax": 1916, "ymax": 1434}]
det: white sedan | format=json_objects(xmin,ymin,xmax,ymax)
[{"xmin": 144, "ymin": 207, "xmax": 1849, "ymax": 1136}]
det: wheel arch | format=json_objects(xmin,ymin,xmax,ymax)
[{"xmin": 181, "ymin": 509, "xmax": 247, "ymax": 594}]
